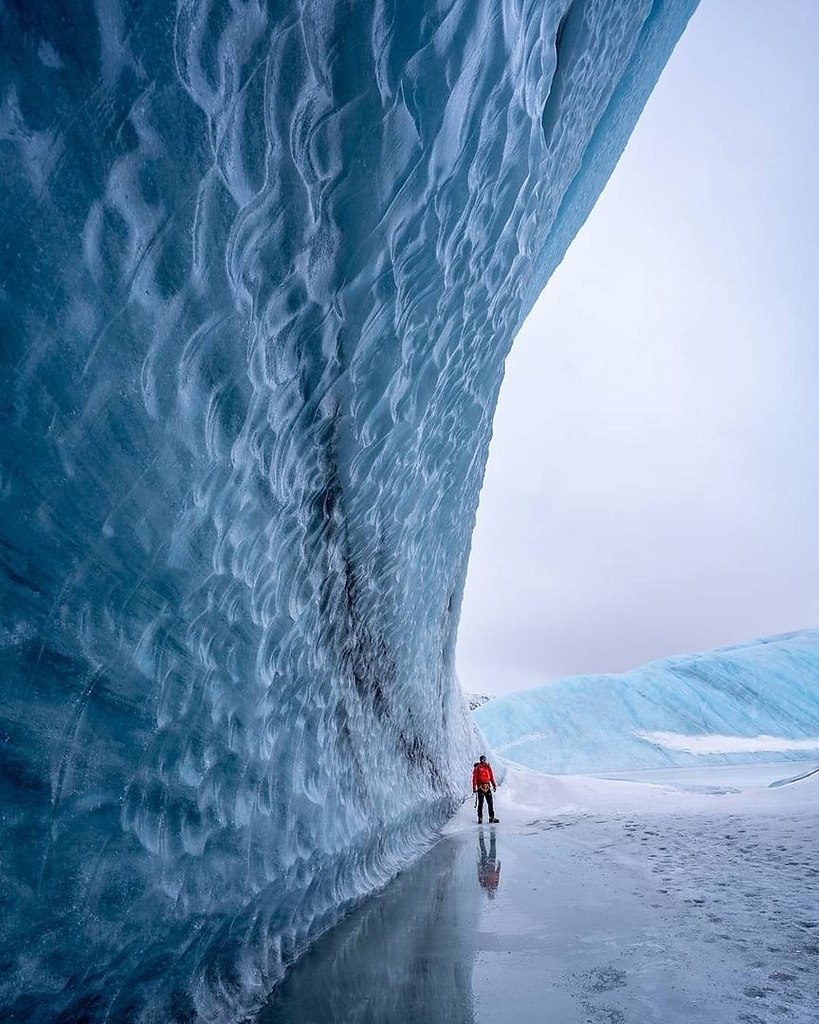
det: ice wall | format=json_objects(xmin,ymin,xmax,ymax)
[
  {"xmin": 475, "ymin": 631, "xmax": 819, "ymax": 774},
  {"xmin": 0, "ymin": 1, "xmax": 697, "ymax": 1019}
]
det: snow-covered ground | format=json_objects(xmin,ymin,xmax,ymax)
[
  {"xmin": 446, "ymin": 757, "xmax": 819, "ymax": 823},
  {"xmin": 260, "ymin": 761, "xmax": 819, "ymax": 1022}
]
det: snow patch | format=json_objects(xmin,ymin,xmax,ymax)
[{"xmin": 639, "ymin": 731, "xmax": 819, "ymax": 754}]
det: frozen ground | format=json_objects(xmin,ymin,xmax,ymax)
[{"xmin": 259, "ymin": 763, "xmax": 819, "ymax": 1023}]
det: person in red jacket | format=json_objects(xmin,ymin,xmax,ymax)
[{"xmin": 472, "ymin": 754, "xmax": 499, "ymax": 824}]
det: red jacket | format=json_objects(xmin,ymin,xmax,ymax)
[{"xmin": 472, "ymin": 761, "xmax": 496, "ymax": 789}]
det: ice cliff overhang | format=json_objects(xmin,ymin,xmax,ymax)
[{"xmin": 0, "ymin": 1, "xmax": 698, "ymax": 1019}]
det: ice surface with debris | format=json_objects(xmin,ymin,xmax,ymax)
[
  {"xmin": 466, "ymin": 693, "xmax": 494, "ymax": 711},
  {"xmin": 475, "ymin": 630, "xmax": 819, "ymax": 774},
  {"xmin": 1, "ymin": 0, "xmax": 697, "ymax": 1019}
]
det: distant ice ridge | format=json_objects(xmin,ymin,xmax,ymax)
[
  {"xmin": 475, "ymin": 630, "xmax": 819, "ymax": 774},
  {"xmin": 0, "ymin": 1, "xmax": 697, "ymax": 1019}
]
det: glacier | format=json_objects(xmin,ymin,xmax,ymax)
[
  {"xmin": 0, "ymin": 1, "xmax": 697, "ymax": 1020},
  {"xmin": 474, "ymin": 630, "xmax": 819, "ymax": 774}
]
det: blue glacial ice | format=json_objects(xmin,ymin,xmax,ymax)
[
  {"xmin": 0, "ymin": 1, "xmax": 697, "ymax": 1019},
  {"xmin": 475, "ymin": 630, "xmax": 819, "ymax": 774}
]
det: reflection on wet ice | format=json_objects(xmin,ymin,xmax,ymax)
[
  {"xmin": 257, "ymin": 836, "xmax": 480, "ymax": 1023},
  {"xmin": 477, "ymin": 829, "xmax": 501, "ymax": 899}
]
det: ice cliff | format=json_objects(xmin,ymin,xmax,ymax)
[
  {"xmin": 0, "ymin": 1, "xmax": 697, "ymax": 1019},
  {"xmin": 475, "ymin": 630, "xmax": 819, "ymax": 774}
]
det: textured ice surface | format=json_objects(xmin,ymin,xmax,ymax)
[
  {"xmin": 475, "ymin": 630, "xmax": 819, "ymax": 773},
  {"xmin": 0, "ymin": 1, "xmax": 696, "ymax": 1019}
]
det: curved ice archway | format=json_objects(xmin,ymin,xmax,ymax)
[{"xmin": 0, "ymin": 1, "xmax": 697, "ymax": 1018}]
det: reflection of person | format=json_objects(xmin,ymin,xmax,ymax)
[
  {"xmin": 471, "ymin": 755, "xmax": 498, "ymax": 824},
  {"xmin": 477, "ymin": 830, "xmax": 501, "ymax": 899}
]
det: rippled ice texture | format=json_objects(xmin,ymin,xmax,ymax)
[
  {"xmin": 0, "ymin": 1, "xmax": 696, "ymax": 1019},
  {"xmin": 476, "ymin": 630, "xmax": 819, "ymax": 774}
]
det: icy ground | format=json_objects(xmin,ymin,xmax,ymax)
[{"xmin": 259, "ymin": 764, "xmax": 819, "ymax": 1023}]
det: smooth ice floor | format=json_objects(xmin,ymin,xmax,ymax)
[{"xmin": 257, "ymin": 766, "xmax": 819, "ymax": 1023}]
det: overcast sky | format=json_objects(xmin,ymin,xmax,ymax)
[{"xmin": 457, "ymin": 0, "xmax": 819, "ymax": 696}]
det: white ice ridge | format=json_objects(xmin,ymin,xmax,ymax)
[
  {"xmin": 0, "ymin": 1, "xmax": 698, "ymax": 1019},
  {"xmin": 475, "ymin": 629, "xmax": 819, "ymax": 774}
]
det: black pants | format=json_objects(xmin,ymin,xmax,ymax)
[{"xmin": 477, "ymin": 787, "xmax": 494, "ymax": 821}]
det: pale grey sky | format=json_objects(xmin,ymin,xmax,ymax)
[{"xmin": 457, "ymin": 0, "xmax": 819, "ymax": 696}]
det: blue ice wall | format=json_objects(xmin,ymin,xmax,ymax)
[
  {"xmin": 0, "ymin": 1, "xmax": 697, "ymax": 1019},
  {"xmin": 475, "ymin": 630, "xmax": 819, "ymax": 774}
]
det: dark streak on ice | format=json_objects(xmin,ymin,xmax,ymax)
[{"xmin": 541, "ymin": 0, "xmax": 587, "ymax": 146}]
